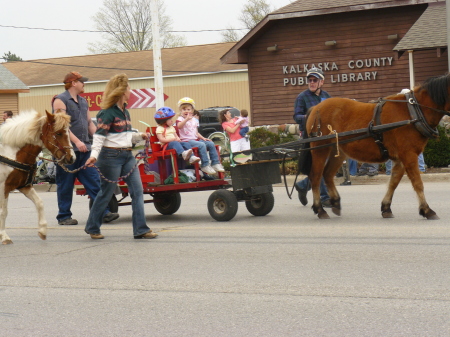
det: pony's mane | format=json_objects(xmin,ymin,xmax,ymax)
[
  {"xmin": 419, "ymin": 74, "xmax": 450, "ymax": 108},
  {"xmin": 0, "ymin": 110, "xmax": 70, "ymax": 148}
]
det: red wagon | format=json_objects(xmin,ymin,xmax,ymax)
[{"xmin": 76, "ymin": 127, "xmax": 280, "ymax": 221}]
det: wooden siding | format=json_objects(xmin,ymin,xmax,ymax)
[
  {"xmin": 247, "ymin": 4, "xmax": 447, "ymax": 126},
  {"xmin": 17, "ymin": 72, "xmax": 250, "ymax": 132},
  {"xmin": 0, "ymin": 93, "xmax": 19, "ymax": 118}
]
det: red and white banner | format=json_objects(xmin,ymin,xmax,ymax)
[{"xmin": 81, "ymin": 89, "xmax": 168, "ymax": 111}]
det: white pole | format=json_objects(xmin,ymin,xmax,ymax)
[
  {"xmin": 150, "ymin": 0, "xmax": 164, "ymax": 109},
  {"xmin": 408, "ymin": 50, "xmax": 415, "ymax": 90}
]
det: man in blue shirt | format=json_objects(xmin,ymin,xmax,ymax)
[{"xmin": 293, "ymin": 67, "xmax": 331, "ymax": 207}]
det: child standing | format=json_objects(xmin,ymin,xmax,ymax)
[
  {"xmin": 176, "ymin": 97, "xmax": 225, "ymax": 175},
  {"xmin": 154, "ymin": 106, "xmax": 200, "ymax": 164},
  {"xmin": 235, "ymin": 109, "xmax": 250, "ymax": 138}
]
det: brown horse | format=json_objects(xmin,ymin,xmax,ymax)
[
  {"xmin": 0, "ymin": 110, "xmax": 75, "ymax": 244},
  {"xmin": 304, "ymin": 74, "xmax": 450, "ymax": 220}
]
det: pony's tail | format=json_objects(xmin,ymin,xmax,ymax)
[{"xmin": 297, "ymin": 128, "xmax": 312, "ymax": 176}]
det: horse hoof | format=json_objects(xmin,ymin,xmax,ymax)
[
  {"xmin": 2, "ymin": 239, "xmax": 13, "ymax": 245},
  {"xmin": 38, "ymin": 233, "xmax": 47, "ymax": 240},
  {"xmin": 318, "ymin": 212, "xmax": 330, "ymax": 219},
  {"xmin": 382, "ymin": 212, "xmax": 394, "ymax": 218},
  {"xmin": 331, "ymin": 207, "xmax": 341, "ymax": 216},
  {"xmin": 426, "ymin": 214, "xmax": 440, "ymax": 220}
]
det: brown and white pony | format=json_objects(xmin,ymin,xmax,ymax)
[
  {"xmin": 304, "ymin": 74, "xmax": 450, "ymax": 220},
  {"xmin": 0, "ymin": 110, "xmax": 75, "ymax": 244}
]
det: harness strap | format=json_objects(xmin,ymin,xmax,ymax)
[
  {"xmin": 0, "ymin": 155, "xmax": 37, "ymax": 189},
  {"xmin": 369, "ymin": 100, "xmax": 390, "ymax": 161},
  {"xmin": 404, "ymin": 91, "xmax": 439, "ymax": 139}
]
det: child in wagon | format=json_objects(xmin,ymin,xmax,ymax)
[
  {"xmin": 176, "ymin": 97, "xmax": 225, "ymax": 175},
  {"xmin": 154, "ymin": 106, "xmax": 200, "ymax": 164}
]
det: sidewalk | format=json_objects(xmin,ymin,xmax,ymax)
[{"xmin": 275, "ymin": 170, "xmax": 450, "ymax": 187}]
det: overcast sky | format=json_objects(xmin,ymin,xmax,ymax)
[{"xmin": 0, "ymin": 0, "xmax": 292, "ymax": 61}]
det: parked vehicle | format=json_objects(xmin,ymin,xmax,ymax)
[{"xmin": 197, "ymin": 106, "xmax": 240, "ymax": 138}]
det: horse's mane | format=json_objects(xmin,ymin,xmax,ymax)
[
  {"xmin": 0, "ymin": 110, "xmax": 70, "ymax": 148},
  {"xmin": 419, "ymin": 73, "xmax": 450, "ymax": 108}
]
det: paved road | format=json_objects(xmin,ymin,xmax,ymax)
[{"xmin": 1, "ymin": 182, "xmax": 449, "ymax": 336}]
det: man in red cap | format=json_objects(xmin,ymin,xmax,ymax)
[{"xmin": 52, "ymin": 71, "xmax": 119, "ymax": 226}]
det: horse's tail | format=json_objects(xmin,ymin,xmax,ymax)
[{"xmin": 297, "ymin": 128, "xmax": 312, "ymax": 176}]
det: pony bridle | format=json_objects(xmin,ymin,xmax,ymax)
[{"xmin": 41, "ymin": 122, "xmax": 73, "ymax": 162}]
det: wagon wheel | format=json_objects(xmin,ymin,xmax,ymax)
[
  {"xmin": 245, "ymin": 192, "xmax": 274, "ymax": 216},
  {"xmin": 154, "ymin": 192, "xmax": 181, "ymax": 215},
  {"xmin": 208, "ymin": 132, "xmax": 229, "ymax": 156},
  {"xmin": 208, "ymin": 189, "xmax": 238, "ymax": 221},
  {"xmin": 89, "ymin": 194, "xmax": 119, "ymax": 213}
]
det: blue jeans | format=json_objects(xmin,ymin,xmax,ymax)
[
  {"xmin": 386, "ymin": 153, "xmax": 425, "ymax": 175},
  {"xmin": 85, "ymin": 148, "xmax": 150, "ymax": 236},
  {"xmin": 187, "ymin": 140, "xmax": 220, "ymax": 167},
  {"xmin": 296, "ymin": 177, "xmax": 329, "ymax": 202},
  {"xmin": 239, "ymin": 126, "xmax": 249, "ymax": 137},
  {"xmin": 56, "ymin": 151, "xmax": 109, "ymax": 222},
  {"xmin": 348, "ymin": 159, "xmax": 357, "ymax": 176},
  {"xmin": 167, "ymin": 141, "xmax": 192, "ymax": 156}
]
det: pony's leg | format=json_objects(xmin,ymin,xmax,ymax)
[
  {"xmin": 323, "ymin": 152, "xmax": 345, "ymax": 216},
  {"xmin": 381, "ymin": 160, "xmax": 404, "ymax": 218},
  {"xmin": 402, "ymin": 156, "xmax": 439, "ymax": 220},
  {"xmin": 20, "ymin": 187, "xmax": 47, "ymax": 240},
  {"xmin": 0, "ymin": 194, "xmax": 13, "ymax": 245},
  {"xmin": 310, "ymin": 147, "xmax": 331, "ymax": 219}
]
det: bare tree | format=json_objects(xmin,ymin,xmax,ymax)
[
  {"xmin": 89, "ymin": 0, "xmax": 186, "ymax": 54},
  {"xmin": 221, "ymin": 0, "xmax": 273, "ymax": 43}
]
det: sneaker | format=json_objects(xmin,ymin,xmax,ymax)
[
  {"xmin": 188, "ymin": 155, "xmax": 201, "ymax": 164},
  {"xmin": 89, "ymin": 233, "xmax": 105, "ymax": 239},
  {"xmin": 321, "ymin": 199, "xmax": 332, "ymax": 208},
  {"xmin": 58, "ymin": 218, "xmax": 78, "ymax": 226},
  {"xmin": 294, "ymin": 182, "xmax": 308, "ymax": 206},
  {"xmin": 181, "ymin": 149, "xmax": 193, "ymax": 161},
  {"xmin": 201, "ymin": 165, "xmax": 216, "ymax": 175},
  {"xmin": 103, "ymin": 212, "xmax": 119, "ymax": 223},
  {"xmin": 367, "ymin": 171, "xmax": 378, "ymax": 177},
  {"xmin": 340, "ymin": 180, "xmax": 352, "ymax": 186},
  {"xmin": 212, "ymin": 163, "xmax": 225, "ymax": 172},
  {"xmin": 134, "ymin": 230, "xmax": 158, "ymax": 239},
  {"xmin": 357, "ymin": 170, "xmax": 368, "ymax": 176}
]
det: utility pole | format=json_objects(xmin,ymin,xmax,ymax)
[{"xmin": 150, "ymin": 0, "xmax": 164, "ymax": 109}]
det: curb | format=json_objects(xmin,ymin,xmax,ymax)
[
  {"xmin": 274, "ymin": 172, "xmax": 450, "ymax": 187},
  {"xmin": 30, "ymin": 172, "xmax": 450, "ymax": 193}
]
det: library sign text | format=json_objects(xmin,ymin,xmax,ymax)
[{"xmin": 282, "ymin": 57, "xmax": 394, "ymax": 86}]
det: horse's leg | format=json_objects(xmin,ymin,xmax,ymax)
[
  {"xmin": 402, "ymin": 155, "xmax": 438, "ymax": 220},
  {"xmin": 0, "ymin": 194, "xmax": 13, "ymax": 245},
  {"xmin": 381, "ymin": 160, "xmax": 405, "ymax": 218},
  {"xmin": 310, "ymin": 147, "xmax": 331, "ymax": 219},
  {"xmin": 323, "ymin": 151, "xmax": 345, "ymax": 216},
  {"xmin": 20, "ymin": 187, "xmax": 48, "ymax": 240}
]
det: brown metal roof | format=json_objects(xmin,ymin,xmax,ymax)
[
  {"xmin": 394, "ymin": 2, "xmax": 447, "ymax": 51},
  {"xmin": 1, "ymin": 43, "xmax": 246, "ymax": 87},
  {"xmin": 221, "ymin": 0, "xmax": 444, "ymax": 64}
]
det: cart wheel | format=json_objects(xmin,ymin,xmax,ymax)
[
  {"xmin": 154, "ymin": 192, "xmax": 181, "ymax": 215},
  {"xmin": 208, "ymin": 132, "xmax": 229, "ymax": 156},
  {"xmin": 245, "ymin": 192, "xmax": 274, "ymax": 216},
  {"xmin": 89, "ymin": 194, "xmax": 119, "ymax": 213},
  {"xmin": 208, "ymin": 189, "xmax": 238, "ymax": 221}
]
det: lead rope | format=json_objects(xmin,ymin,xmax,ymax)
[{"xmin": 327, "ymin": 125, "xmax": 340, "ymax": 157}]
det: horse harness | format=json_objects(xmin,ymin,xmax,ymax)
[
  {"xmin": 309, "ymin": 92, "xmax": 441, "ymax": 160},
  {"xmin": 0, "ymin": 155, "xmax": 37, "ymax": 189}
]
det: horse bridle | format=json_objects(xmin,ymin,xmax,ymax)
[{"xmin": 41, "ymin": 122, "xmax": 73, "ymax": 162}]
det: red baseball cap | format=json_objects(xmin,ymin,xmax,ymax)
[{"xmin": 63, "ymin": 71, "xmax": 88, "ymax": 83}]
